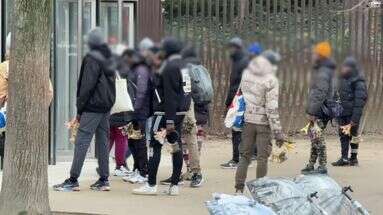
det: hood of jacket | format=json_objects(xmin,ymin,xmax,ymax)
[
  {"xmin": 314, "ymin": 58, "xmax": 336, "ymax": 71},
  {"xmin": 341, "ymin": 57, "xmax": 365, "ymax": 81},
  {"xmin": 181, "ymin": 46, "xmax": 201, "ymax": 65},
  {"xmin": 230, "ymin": 49, "xmax": 246, "ymax": 62},
  {"xmin": 162, "ymin": 37, "xmax": 183, "ymax": 58},
  {"xmin": 245, "ymin": 56, "xmax": 274, "ymax": 77},
  {"xmin": 88, "ymin": 44, "xmax": 116, "ymax": 76}
]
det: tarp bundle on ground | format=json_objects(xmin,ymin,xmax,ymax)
[
  {"xmin": 205, "ymin": 193, "xmax": 276, "ymax": 215},
  {"xmin": 247, "ymin": 175, "xmax": 370, "ymax": 215}
]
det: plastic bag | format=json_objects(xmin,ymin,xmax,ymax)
[
  {"xmin": 246, "ymin": 177, "xmax": 326, "ymax": 215},
  {"xmin": 0, "ymin": 105, "xmax": 6, "ymax": 132},
  {"xmin": 224, "ymin": 91, "xmax": 246, "ymax": 129},
  {"xmin": 295, "ymin": 175, "xmax": 369, "ymax": 215},
  {"xmin": 111, "ymin": 72, "xmax": 134, "ymax": 114},
  {"xmin": 206, "ymin": 193, "xmax": 276, "ymax": 215}
]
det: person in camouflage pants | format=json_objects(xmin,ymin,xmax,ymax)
[
  {"xmin": 307, "ymin": 120, "xmax": 328, "ymax": 169},
  {"xmin": 302, "ymin": 41, "xmax": 336, "ymax": 175}
]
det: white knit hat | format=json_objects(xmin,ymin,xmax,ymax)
[{"xmin": 138, "ymin": 37, "xmax": 154, "ymax": 52}]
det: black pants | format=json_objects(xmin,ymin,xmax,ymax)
[
  {"xmin": 338, "ymin": 116, "xmax": 359, "ymax": 159},
  {"xmin": 128, "ymin": 119, "xmax": 148, "ymax": 177},
  {"xmin": 148, "ymin": 115, "xmax": 184, "ymax": 186}
]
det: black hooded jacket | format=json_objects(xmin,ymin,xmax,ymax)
[
  {"xmin": 77, "ymin": 45, "xmax": 116, "ymax": 115},
  {"xmin": 152, "ymin": 38, "xmax": 191, "ymax": 124},
  {"xmin": 337, "ymin": 58, "xmax": 368, "ymax": 123},
  {"xmin": 225, "ymin": 49, "xmax": 250, "ymax": 107},
  {"xmin": 182, "ymin": 47, "xmax": 210, "ymax": 125},
  {"xmin": 306, "ymin": 58, "xmax": 336, "ymax": 118}
]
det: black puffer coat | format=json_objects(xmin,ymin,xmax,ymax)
[
  {"xmin": 225, "ymin": 50, "xmax": 250, "ymax": 107},
  {"xmin": 337, "ymin": 57, "xmax": 368, "ymax": 124},
  {"xmin": 76, "ymin": 45, "xmax": 116, "ymax": 115},
  {"xmin": 306, "ymin": 58, "xmax": 336, "ymax": 119}
]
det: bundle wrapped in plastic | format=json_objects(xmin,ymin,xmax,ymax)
[
  {"xmin": 246, "ymin": 177, "xmax": 326, "ymax": 215},
  {"xmin": 295, "ymin": 175, "xmax": 370, "ymax": 215},
  {"xmin": 206, "ymin": 193, "xmax": 276, "ymax": 215}
]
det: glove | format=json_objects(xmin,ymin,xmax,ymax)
[
  {"xmin": 307, "ymin": 114, "xmax": 316, "ymax": 122},
  {"xmin": 166, "ymin": 123, "xmax": 175, "ymax": 134},
  {"xmin": 340, "ymin": 124, "xmax": 352, "ymax": 136},
  {"xmin": 275, "ymin": 132, "xmax": 286, "ymax": 148}
]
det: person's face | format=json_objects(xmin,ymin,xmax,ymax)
[
  {"xmin": 152, "ymin": 53, "xmax": 163, "ymax": 71},
  {"xmin": 340, "ymin": 65, "xmax": 352, "ymax": 77},
  {"xmin": 227, "ymin": 45, "xmax": 239, "ymax": 56}
]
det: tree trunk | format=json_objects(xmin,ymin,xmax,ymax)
[{"xmin": 0, "ymin": 0, "xmax": 52, "ymax": 214}]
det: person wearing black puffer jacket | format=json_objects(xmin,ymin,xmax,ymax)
[
  {"xmin": 302, "ymin": 41, "xmax": 336, "ymax": 175},
  {"xmin": 133, "ymin": 37, "xmax": 191, "ymax": 196},
  {"xmin": 160, "ymin": 46, "xmax": 207, "ymax": 188},
  {"xmin": 332, "ymin": 57, "xmax": 367, "ymax": 167},
  {"xmin": 53, "ymin": 28, "xmax": 116, "ymax": 192}
]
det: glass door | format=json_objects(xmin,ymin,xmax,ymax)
[
  {"xmin": 54, "ymin": 0, "xmax": 96, "ymax": 161},
  {"xmin": 100, "ymin": 1, "xmax": 135, "ymax": 49}
]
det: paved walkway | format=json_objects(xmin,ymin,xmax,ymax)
[{"xmin": 2, "ymin": 136, "xmax": 383, "ymax": 215}]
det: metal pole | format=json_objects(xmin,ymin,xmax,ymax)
[
  {"xmin": 118, "ymin": 0, "xmax": 123, "ymax": 43},
  {"xmin": 78, "ymin": 0, "xmax": 83, "ymax": 73}
]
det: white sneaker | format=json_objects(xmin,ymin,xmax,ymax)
[
  {"xmin": 136, "ymin": 175, "xmax": 148, "ymax": 184},
  {"xmin": 163, "ymin": 185, "xmax": 179, "ymax": 196},
  {"xmin": 132, "ymin": 183, "xmax": 157, "ymax": 195},
  {"xmin": 120, "ymin": 166, "xmax": 133, "ymax": 175},
  {"xmin": 127, "ymin": 173, "xmax": 148, "ymax": 184},
  {"xmin": 122, "ymin": 170, "xmax": 138, "ymax": 182},
  {"xmin": 114, "ymin": 169, "xmax": 127, "ymax": 177}
]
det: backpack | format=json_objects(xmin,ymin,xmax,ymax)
[
  {"xmin": 179, "ymin": 66, "xmax": 192, "ymax": 112},
  {"xmin": 187, "ymin": 63, "xmax": 214, "ymax": 105}
]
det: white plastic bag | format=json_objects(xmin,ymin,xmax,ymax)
[
  {"xmin": 224, "ymin": 91, "xmax": 246, "ymax": 129},
  {"xmin": 111, "ymin": 72, "xmax": 134, "ymax": 114}
]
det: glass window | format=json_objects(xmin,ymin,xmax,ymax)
[
  {"xmin": 100, "ymin": 2, "xmax": 135, "ymax": 49},
  {"xmin": 55, "ymin": 0, "xmax": 79, "ymax": 160},
  {"xmin": 100, "ymin": 2, "xmax": 119, "ymax": 49}
]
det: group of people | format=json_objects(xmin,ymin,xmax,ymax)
[
  {"xmin": 221, "ymin": 38, "xmax": 367, "ymax": 193},
  {"xmin": 53, "ymin": 28, "xmax": 207, "ymax": 195},
  {"xmin": 47, "ymin": 26, "xmax": 367, "ymax": 196}
]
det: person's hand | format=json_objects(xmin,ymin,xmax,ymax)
[
  {"xmin": 307, "ymin": 114, "xmax": 316, "ymax": 122},
  {"xmin": 340, "ymin": 124, "xmax": 352, "ymax": 136},
  {"xmin": 275, "ymin": 132, "xmax": 286, "ymax": 148},
  {"xmin": 166, "ymin": 123, "xmax": 175, "ymax": 134}
]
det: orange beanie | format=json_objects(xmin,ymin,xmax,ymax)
[{"xmin": 314, "ymin": 41, "xmax": 332, "ymax": 58}]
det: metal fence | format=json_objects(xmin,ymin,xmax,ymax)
[{"xmin": 162, "ymin": 0, "xmax": 383, "ymax": 134}]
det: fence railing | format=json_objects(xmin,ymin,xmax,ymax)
[{"xmin": 162, "ymin": 0, "xmax": 383, "ymax": 134}]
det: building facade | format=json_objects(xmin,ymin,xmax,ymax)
[{"xmin": 0, "ymin": 0, "xmax": 162, "ymax": 164}]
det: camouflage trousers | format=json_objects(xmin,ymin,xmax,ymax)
[{"xmin": 308, "ymin": 120, "xmax": 328, "ymax": 167}]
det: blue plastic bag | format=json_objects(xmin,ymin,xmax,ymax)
[{"xmin": 224, "ymin": 91, "xmax": 246, "ymax": 129}]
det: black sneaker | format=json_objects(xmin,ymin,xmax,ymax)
[
  {"xmin": 220, "ymin": 160, "xmax": 238, "ymax": 169},
  {"xmin": 332, "ymin": 158, "xmax": 350, "ymax": 166},
  {"xmin": 160, "ymin": 177, "xmax": 172, "ymax": 185},
  {"xmin": 161, "ymin": 177, "xmax": 184, "ymax": 186},
  {"xmin": 301, "ymin": 164, "xmax": 315, "ymax": 175},
  {"xmin": 90, "ymin": 180, "xmax": 111, "ymax": 191},
  {"xmin": 349, "ymin": 158, "xmax": 359, "ymax": 166},
  {"xmin": 315, "ymin": 166, "xmax": 328, "ymax": 174},
  {"xmin": 190, "ymin": 173, "xmax": 204, "ymax": 188},
  {"xmin": 53, "ymin": 179, "xmax": 80, "ymax": 192}
]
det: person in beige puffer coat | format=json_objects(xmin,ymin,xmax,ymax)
[{"xmin": 235, "ymin": 54, "xmax": 285, "ymax": 193}]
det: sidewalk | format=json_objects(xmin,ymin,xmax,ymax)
[{"xmin": 1, "ymin": 136, "xmax": 383, "ymax": 215}]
